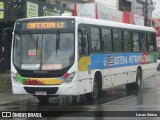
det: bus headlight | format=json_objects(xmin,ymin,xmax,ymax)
[
  {"xmin": 64, "ymin": 72, "xmax": 76, "ymax": 83},
  {"xmin": 11, "ymin": 73, "xmax": 21, "ymax": 84}
]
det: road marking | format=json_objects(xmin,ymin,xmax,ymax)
[{"xmin": 101, "ymin": 95, "xmax": 135, "ymax": 106}]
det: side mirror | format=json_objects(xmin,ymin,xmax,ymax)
[{"xmin": 78, "ymin": 28, "xmax": 87, "ymax": 48}]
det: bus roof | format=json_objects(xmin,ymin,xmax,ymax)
[{"xmin": 16, "ymin": 16, "xmax": 156, "ymax": 32}]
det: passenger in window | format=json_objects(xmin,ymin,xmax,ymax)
[
  {"xmin": 133, "ymin": 42, "xmax": 140, "ymax": 52},
  {"xmin": 149, "ymin": 45, "xmax": 153, "ymax": 52}
]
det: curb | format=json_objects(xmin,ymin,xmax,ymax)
[{"xmin": 0, "ymin": 74, "xmax": 11, "ymax": 86}]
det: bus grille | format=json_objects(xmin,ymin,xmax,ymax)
[{"xmin": 24, "ymin": 87, "xmax": 58, "ymax": 94}]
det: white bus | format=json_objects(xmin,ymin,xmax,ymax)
[{"xmin": 11, "ymin": 16, "xmax": 157, "ymax": 102}]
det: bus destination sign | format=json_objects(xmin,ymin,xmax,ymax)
[
  {"xmin": 27, "ymin": 22, "xmax": 65, "ymax": 29},
  {"xmin": 15, "ymin": 19, "xmax": 75, "ymax": 31}
]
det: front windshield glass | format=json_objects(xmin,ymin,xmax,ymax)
[{"xmin": 13, "ymin": 32, "xmax": 74, "ymax": 70}]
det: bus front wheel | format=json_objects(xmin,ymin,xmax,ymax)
[
  {"xmin": 85, "ymin": 76, "xmax": 99, "ymax": 101},
  {"xmin": 134, "ymin": 69, "xmax": 142, "ymax": 90}
]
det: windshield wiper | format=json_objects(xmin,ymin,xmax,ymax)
[
  {"xmin": 55, "ymin": 30, "xmax": 60, "ymax": 56},
  {"xmin": 27, "ymin": 31, "xmax": 38, "ymax": 48},
  {"xmin": 36, "ymin": 36, "xmax": 38, "ymax": 55},
  {"xmin": 24, "ymin": 31, "xmax": 38, "ymax": 55}
]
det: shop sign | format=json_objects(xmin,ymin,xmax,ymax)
[
  {"xmin": 97, "ymin": 3, "xmax": 122, "ymax": 22},
  {"xmin": 27, "ymin": 2, "xmax": 38, "ymax": 18},
  {"xmin": 134, "ymin": 14, "xmax": 144, "ymax": 26},
  {"xmin": 95, "ymin": 0, "xmax": 118, "ymax": 9},
  {"xmin": 0, "ymin": 2, "xmax": 4, "ymax": 19},
  {"xmin": 43, "ymin": 6, "xmax": 60, "ymax": 16},
  {"xmin": 77, "ymin": 3, "xmax": 95, "ymax": 18}
]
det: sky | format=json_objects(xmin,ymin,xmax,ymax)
[{"xmin": 152, "ymin": 0, "xmax": 160, "ymax": 18}]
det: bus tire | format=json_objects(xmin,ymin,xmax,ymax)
[
  {"xmin": 37, "ymin": 96, "xmax": 49, "ymax": 103},
  {"xmin": 134, "ymin": 69, "xmax": 142, "ymax": 90},
  {"xmin": 126, "ymin": 69, "xmax": 142, "ymax": 91},
  {"xmin": 85, "ymin": 76, "xmax": 99, "ymax": 101}
]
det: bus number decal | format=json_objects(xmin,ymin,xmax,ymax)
[
  {"xmin": 21, "ymin": 64, "xmax": 40, "ymax": 70},
  {"xmin": 42, "ymin": 64, "xmax": 62, "ymax": 70}
]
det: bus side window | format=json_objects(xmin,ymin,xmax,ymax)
[
  {"xmin": 102, "ymin": 28, "xmax": 112, "ymax": 53},
  {"xmin": 152, "ymin": 33, "xmax": 157, "ymax": 51},
  {"xmin": 91, "ymin": 27, "xmax": 101, "ymax": 53},
  {"xmin": 123, "ymin": 30, "xmax": 132, "ymax": 52},
  {"xmin": 140, "ymin": 33, "xmax": 147, "ymax": 52},
  {"xmin": 113, "ymin": 29, "xmax": 123, "ymax": 52},
  {"xmin": 132, "ymin": 32, "xmax": 140, "ymax": 52},
  {"xmin": 148, "ymin": 33, "xmax": 156, "ymax": 52}
]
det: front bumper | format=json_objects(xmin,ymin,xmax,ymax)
[{"xmin": 12, "ymin": 79, "xmax": 92, "ymax": 96}]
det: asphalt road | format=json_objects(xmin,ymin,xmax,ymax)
[{"xmin": 0, "ymin": 72, "xmax": 160, "ymax": 120}]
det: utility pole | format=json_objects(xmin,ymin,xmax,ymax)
[{"xmin": 144, "ymin": 0, "xmax": 148, "ymax": 26}]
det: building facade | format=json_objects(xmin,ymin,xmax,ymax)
[{"xmin": 47, "ymin": 0, "xmax": 154, "ymax": 26}]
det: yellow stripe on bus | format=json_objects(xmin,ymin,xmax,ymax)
[{"xmin": 78, "ymin": 56, "xmax": 91, "ymax": 71}]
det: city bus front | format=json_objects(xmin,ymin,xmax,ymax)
[{"xmin": 11, "ymin": 17, "xmax": 81, "ymax": 98}]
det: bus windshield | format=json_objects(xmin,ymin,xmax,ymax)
[{"xmin": 13, "ymin": 32, "xmax": 74, "ymax": 71}]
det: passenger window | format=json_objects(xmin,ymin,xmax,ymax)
[
  {"xmin": 148, "ymin": 33, "xmax": 156, "ymax": 52},
  {"xmin": 123, "ymin": 31, "xmax": 132, "ymax": 52},
  {"xmin": 113, "ymin": 29, "xmax": 123, "ymax": 52},
  {"xmin": 91, "ymin": 27, "xmax": 101, "ymax": 53},
  {"xmin": 132, "ymin": 32, "xmax": 140, "ymax": 52},
  {"xmin": 140, "ymin": 33, "xmax": 147, "ymax": 52},
  {"xmin": 102, "ymin": 29, "xmax": 112, "ymax": 53}
]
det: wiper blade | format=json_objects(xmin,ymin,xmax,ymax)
[
  {"xmin": 55, "ymin": 30, "xmax": 60, "ymax": 56},
  {"xmin": 25, "ymin": 31, "xmax": 39, "ymax": 56},
  {"xmin": 36, "ymin": 36, "xmax": 38, "ymax": 55},
  {"xmin": 27, "ymin": 31, "xmax": 38, "ymax": 47}
]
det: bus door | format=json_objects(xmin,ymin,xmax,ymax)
[
  {"xmin": 78, "ymin": 24, "xmax": 91, "ymax": 93},
  {"xmin": 1, "ymin": 28, "xmax": 13, "ymax": 72}
]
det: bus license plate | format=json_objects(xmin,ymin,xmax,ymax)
[{"xmin": 35, "ymin": 91, "xmax": 47, "ymax": 95}]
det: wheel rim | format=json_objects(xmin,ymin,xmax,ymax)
[
  {"xmin": 137, "ymin": 75, "xmax": 141, "ymax": 87},
  {"xmin": 138, "ymin": 78, "xmax": 140, "ymax": 86},
  {"xmin": 93, "ymin": 81, "xmax": 98, "ymax": 98}
]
